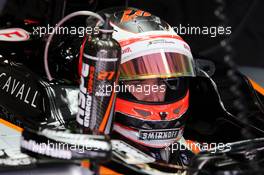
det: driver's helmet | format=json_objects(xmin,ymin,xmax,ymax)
[{"xmin": 105, "ymin": 8, "xmax": 196, "ymax": 148}]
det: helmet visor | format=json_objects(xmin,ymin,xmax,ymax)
[{"xmin": 120, "ymin": 51, "xmax": 195, "ymax": 81}]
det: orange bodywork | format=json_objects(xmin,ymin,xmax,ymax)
[{"xmin": 249, "ymin": 79, "xmax": 264, "ymax": 96}]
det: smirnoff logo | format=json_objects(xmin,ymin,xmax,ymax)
[
  {"xmin": 139, "ymin": 128, "xmax": 183, "ymax": 141},
  {"xmin": 1, "ymin": 74, "xmax": 39, "ymax": 108}
]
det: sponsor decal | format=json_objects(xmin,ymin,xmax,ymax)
[
  {"xmin": 122, "ymin": 47, "xmax": 132, "ymax": 54},
  {"xmin": 112, "ymin": 140, "xmax": 155, "ymax": 164},
  {"xmin": 87, "ymin": 66, "xmax": 95, "ymax": 94},
  {"xmin": 0, "ymin": 28, "xmax": 30, "ymax": 42},
  {"xmin": 148, "ymin": 39, "xmax": 175, "ymax": 46},
  {"xmin": 95, "ymin": 91, "xmax": 110, "ymax": 97},
  {"xmin": 1, "ymin": 75, "xmax": 39, "ymax": 108},
  {"xmin": 139, "ymin": 128, "xmax": 183, "ymax": 141},
  {"xmin": 77, "ymin": 63, "xmax": 93, "ymax": 127},
  {"xmin": 95, "ymin": 70, "xmax": 115, "ymax": 97},
  {"xmin": 0, "ymin": 157, "xmax": 34, "ymax": 166}
]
